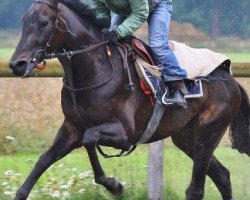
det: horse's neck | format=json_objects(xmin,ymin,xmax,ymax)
[
  {"xmin": 59, "ymin": 3, "xmax": 101, "ymax": 48},
  {"xmin": 59, "ymin": 4, "xmax": 112, "ymax": 87}
]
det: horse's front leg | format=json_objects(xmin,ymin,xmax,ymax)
[
  {"xmin": 82, "ymin": 121, "xmax": 132, "ymax": 150},
  {"xmin": 82, "ymin": 121, "xmax": 133, "ymax": 196},
  {"xmin": 85, "ymin": 145, "xmax": 123, "ymax": 196},
  {"xmin": 14, "ymin": 120, "xmax": 82, "ymax": 200}
]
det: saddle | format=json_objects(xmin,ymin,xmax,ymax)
[
  {"xmin": 120, "ymin": 37, "xmax": 162, "ymax": 105},
  {"xmin": 118, "ymin": 37, "xmax": 207, "ymax": 104}
]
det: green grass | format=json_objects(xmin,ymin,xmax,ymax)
[
  {"xmin": 0, "ymin": 145, "xmax": 249, "ymax": 200},
  {"xmin": 225, "ymin": 53, "xmax": 250, "ymax": 63},
  {"xmin": 0, "ymin": 48, "xmax": 15, "ymax": 61}
]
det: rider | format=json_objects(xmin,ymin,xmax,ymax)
[{"xmin": 92, "ymin": 0, "xmax": 188, "ymax": 108}]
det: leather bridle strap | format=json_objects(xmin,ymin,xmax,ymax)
[
  {"xmin": 34, "ymin": 0, "xmax": 60, "ymax": 11},
  {"xmin": 46, "ymin": 41, "xmax": 109, "ymax": 59},
  {"xmin": 31, "ymin": 0, "xmax": 60, "ymax": 66}
]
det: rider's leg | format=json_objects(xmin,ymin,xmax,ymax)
[{"xmin": 148, "ymin": 1, "xmax": 187, "ymax": 108}]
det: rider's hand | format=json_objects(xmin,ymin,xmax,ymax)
[{"xmin": 102, "ymin": 29, "xmax": 120, "ymax": 43}]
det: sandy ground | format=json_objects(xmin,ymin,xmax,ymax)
[{"xmin": 236, "ymin": 78, "xmax": 250, "ymax": 96}]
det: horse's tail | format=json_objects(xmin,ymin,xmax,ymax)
[{"xmin": 229, "ymin": 83, "xmax": 250, "ymax": 156}]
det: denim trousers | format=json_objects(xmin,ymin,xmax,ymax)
[{"xmin": 109, "ymin": 0, "xmax": 187, "ymax": 81}]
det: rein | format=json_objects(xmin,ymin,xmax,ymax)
[
  {"xmin": 46, "ymin": 42, "xmax": 109, "ymax": 59},
  {"xmin": 32, "ymin": 0, "xmax": 136, "ymax": 158}
]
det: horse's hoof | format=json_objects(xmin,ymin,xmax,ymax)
[
  {"xmin": 111, "ymin": 180, "xmax": 123, "ymax": 196},
  {"xmin": 185, "ymin": 186, "xmax": 203, "ymax": 200},
  {"xmin": 105, "ymin": 177, "xmax": 124, "ymax": 196}
]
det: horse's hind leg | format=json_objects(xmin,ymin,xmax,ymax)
[
  {"xmin": 85, "ymin": 145, "xmax": 123, "ymax": 196},
  {"xmin": 14, "ymin": 120, "xmax": 82, "ymax": 200},
  {"xmin": 172, "ymin": 125, "xmax": 233, "ymax": 200},
  {"xmin": 185, "ymin": 95, "xmax": 237, "ymax": 200},
  {"xmin": 207, "ymin": 156, "xmax": 233, "ymax": 200}
]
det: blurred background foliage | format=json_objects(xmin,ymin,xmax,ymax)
[{"xmin": 0, "ymin": 0, "xmax": 249, "ymax": 38}]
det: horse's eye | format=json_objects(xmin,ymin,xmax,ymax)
[{"xmin": 41, "ymin": 21, "xmax": 49, "ymax": 27}]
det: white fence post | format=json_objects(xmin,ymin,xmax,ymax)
[{"xmin": 148, "ymin": 140, "xmax": 164, "ymax": 200}]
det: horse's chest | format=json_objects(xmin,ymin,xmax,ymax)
[
  {"xmin": 83, "ymin": 105, "xmax": 113, "ymax": 123},
  {"xmin": 64, "ymin": 103, "xmax": 113, "ymax": 125}
]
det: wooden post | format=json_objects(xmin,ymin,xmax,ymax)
[{"xmin": 148, "ymin": 140, "xmax": 164, "ymax": 200}]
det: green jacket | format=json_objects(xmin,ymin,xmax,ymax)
[{"xmin": 92, "ymin": 0, "xmax": 150, "ymax": 37}]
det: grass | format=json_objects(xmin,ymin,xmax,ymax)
[
  {"xmin": 225, "ymin": 53, "xmax": 250, "ymax": 63},
  {"xmin": 0, "ymin": 48, "xmax": 15, "ymax": 61},
  {"xmin": 0, "ymin": 145, "xmax": 249, "ymax": 200}
]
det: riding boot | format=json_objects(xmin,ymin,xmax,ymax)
[{"xmin": 163, "ymin": 80, "xmax": 188, "ymax": 109}]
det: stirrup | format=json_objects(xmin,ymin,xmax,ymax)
[
  {"xmin": 162, "ymin": 89, "xmax": 187, "ymax": 108},
  {"xmin": 162, "ymin": 89, "xmax": 173, "ymax": 105}
]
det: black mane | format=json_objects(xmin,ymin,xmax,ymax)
[{"xmin": 60, "ymin": 0, "xmax": 110, "ymax": 30}]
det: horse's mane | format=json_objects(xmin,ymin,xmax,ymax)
[{"xmin": 60, "ymin": 0, "xmax": 110, "ymax": 30}]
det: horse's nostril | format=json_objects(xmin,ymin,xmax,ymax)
[
  {"xmin": 16, "ymin": 61, "xmax": 28, "ymax": 68},
  {"xmin": 9, "ymin": 60, "xmax": 28, "ymax": 70}
]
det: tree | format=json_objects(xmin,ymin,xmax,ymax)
[
  {"xmin": 0, "ymin": 0, "xmax": 32, "ymax": 29},
  {"xmin": 173, "ymin": 0, "xmax": 250, "ymax": 39}
]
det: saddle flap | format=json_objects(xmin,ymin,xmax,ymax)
[
  {"xmin": 132, "ymin": 38, "xmax": 156, "ymax": 65},
  {"xmin": 135, "ymin": 56, "xmax": 156, "ymax": 96},
  {"xmin": 135, "ymin": 56, "xmax": 161, "ymax": 97},
  {"xmin": 136, "ymin": 57, "xmax": 161, "ymax": 78}
]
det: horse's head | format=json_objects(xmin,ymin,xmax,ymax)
[{"xmin": 9, "ymin": 0, "xmax": 62, "ymax": 77}]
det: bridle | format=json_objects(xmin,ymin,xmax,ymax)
[
  {"xmin": 31, "ymin": 1, "xmax": 107, "ymax": 65},
  {"xmin": 31, "ymin": 0, "xmax": 112, "ymax": 87},
  {"xmin": 31, "ymin": 0, "xmax": 133, "ymax": 92},
  {"xmin": 30, "ymin": 0, "xmax": 60, "ymax": 68}
]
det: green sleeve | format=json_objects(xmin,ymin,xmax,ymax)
[
  {"xmin": 115, "ymin": 0, "xmax": 149, "ymax": 37},
  {"xmin": 92, "ymin": 0, "xmax": 111, "ymax": 22}
]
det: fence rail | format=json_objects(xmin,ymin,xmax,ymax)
[{"xmin": 1, "ymin": 61, "xmax": 250, "ymax": 77}]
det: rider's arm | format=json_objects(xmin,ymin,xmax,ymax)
[
  {"xmin": 115, "ymin": 0, "xmax": 149, "ymax": 37},
  {"xmin": 92, "ymin": 0, "xmax": 111, "ymax": 28}
]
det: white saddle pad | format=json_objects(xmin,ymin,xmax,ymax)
[{"xmin": 170, "ymin": 41, "xmax": 231, "ymax": 79}]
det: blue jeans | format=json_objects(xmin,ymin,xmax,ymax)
[
  {"xmin": 148, "ymin": 0, "xmax": 187, "ymax": 81},
  {"xmin": 109, "ymin": 0, "xmax": 187, "ymax": 81}
]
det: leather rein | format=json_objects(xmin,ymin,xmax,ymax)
[{"xmin": 32, "ymin": 0, "xmax": 136, "ymax": 158}]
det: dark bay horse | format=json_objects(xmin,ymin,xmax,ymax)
[{"xmin": 9, "ymin": 0, "xmax": 250, "ymax": 199}]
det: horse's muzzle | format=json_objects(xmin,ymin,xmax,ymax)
[
  {"xmin": 9, "ymin": 60, "xmax": 36, "ymax": 77},
  {"xmin": 9, "ymin": 60, "xmax": 28, "ymax": 76}
]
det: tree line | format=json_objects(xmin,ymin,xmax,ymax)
[
  {"xmin": 0, "ymin": 0, "xmax": 249, "ymax": 39},
  {"xmin": 173, "ymin": 0, "xmax": 250, "ymax": 39}
]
